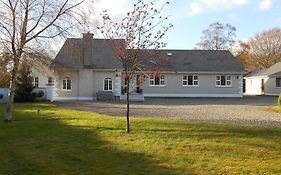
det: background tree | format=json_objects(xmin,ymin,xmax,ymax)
[
  {"xmin": 238, "ymin": 27, "xmax": 281, "ymax": 71},
  {"xmin": 197, "ymin": 22, "xmax": 236, "ymax": 50},
  {"xmin": 98, "ymin": 0, "xmax": 172, "ymax": 133},
  {"xmin": 234, "ymin": 42, "xmax": 255, "ymax": 72},
  {"xmin": 0, "ymin": 0, "xmax": 87, "ymax": 122},
  {"xmin": 0, "ymin": 52, "xmax": 10, "ymax": 87}
]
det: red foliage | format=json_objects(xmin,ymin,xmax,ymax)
[{"xmin": 97, "ymin": 0, "xmax": 173, "ymax": 83}]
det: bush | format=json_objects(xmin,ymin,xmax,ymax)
[
  {"xmin": 32, "ymin": 91, "xmax": 44, "ymax": 98},
  {"xmin": 278, "ymin": 93, "xmax": 281, "ymax": 106},
  {"xmin": 0, "ymin": 94, "xmax": 3, "ymax": 99}
]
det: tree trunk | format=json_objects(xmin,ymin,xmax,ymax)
[
  {"xmin": 4, "ymin": 62, "xmax": 19, "ymax": 122},
  {"xmin": 126, "ymin": 84, "xmax": 130, "ymax": 133}
]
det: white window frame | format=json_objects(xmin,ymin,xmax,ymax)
[
  {"xmin": 62, "ymin": 77, "xmax": 72, "ymax": 91},
  {"xmin": 149, "ymin": 75, "xmax": 165, "ymax": 87},
  {"xmin": 216, "ymin": 75, "xmax": 232, "ymax": 87},
  {"xmin": 182, "ymin": 75, "xmax": 199, "ymax": 87},
  {"xmin": 103, "ymin": 77, "xmax": 113, "ymax": 91},
  {"xmin": 33, "ymin": 77, "xmax": 39, "ymax": 88}
]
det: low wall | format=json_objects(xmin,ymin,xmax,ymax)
[
  {"xmin": 0, "ymin": 86, "xmax": 54, "ymax": 103},
  {"xmin": 33, "ymin": 88, "xmax": 47, "ymax": 101},
  {"xmin": 0, "ymin": 88, "xmax": 9, "ymax": 103},
  {"xmin": 33, "ymin": 85, "xmax": 54, "ymax": 101}
]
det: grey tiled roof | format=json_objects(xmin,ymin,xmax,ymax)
[
  {"xmin": 245, "ymin": 68, "xmax": 269, "ymax": 77},
  {"xmin": 156, "ymin": 50, "xmax": 244, "ymax": 73},
  {"xmin": 54, "ymin": 38, "xmax": 245, "ymax": 73},
  {"xmin": 246, "ymin": 62, "xmax": 281, "ymax": 77},
  {"xmin": 270, "ymin": 71, "xmax": 281, "ymax": 77},
  {"xmin": 54, "ymin": 38, "xmax": 123, "ymax": 69}
]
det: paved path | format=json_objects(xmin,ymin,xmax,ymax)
[{"xmin": 54, "ymin": 96, "xmax": 281, "ymax": 127}]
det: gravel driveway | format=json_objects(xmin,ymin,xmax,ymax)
[{"xmin": 54, "ymin": 96, "xmax": 281, "ymax": 127}]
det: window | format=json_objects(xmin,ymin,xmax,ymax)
[
  {"xmin": 182, "ymin": 75, "xmax": 199, "ymax": 86},
  {"xmin": 48, "ymin": 77, "xmax": 53, "ymax": 84},
  {"xmin": 104, "ymin": 77, "xmax": 113, "ymax": 91},
  {"xmin": 149, "ymin": 75, "xmax": 165, "ymax": 86},
  {"xmin": 62, "ymin": 77, "xmax": 72, "ymax": 91},
  {"xmin": 216, "ymin": 75, "xmax": 231, "ymax": 87},
  {"xmin": 32, "ymin": 77, "xmax": 39, "ymax": 88},
  {"xmin": 276, "ymin": 78, "xmax": 281, "ymax": 88}
]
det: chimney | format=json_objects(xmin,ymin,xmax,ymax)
[{"xmin": 83, "ymin": 32, "xmax": 93, "ymax": 67}]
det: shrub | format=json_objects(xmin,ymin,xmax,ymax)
[
  {"xmin": 32, "ymin": 91, "xmax": 44, "ymax": 98},
  {"xmin": 0, "ymin": 94, "xmax": 3, "ymax": 99},
  {"xmin": 278, "ymin": 93, "xmax": 281, "ymax": 106}
]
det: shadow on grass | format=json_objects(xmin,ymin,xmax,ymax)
[
  {"xmin": 134, "ymin": 120, "xmax": 281, "ymax": 148},
  {"xmin": 0, "ymin": 104, "xmax": 183, "ymax": 175}
]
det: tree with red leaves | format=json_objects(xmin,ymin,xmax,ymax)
[{"xmin": 97, "ymin": 0, "xmax": 172, "ymax": 133}]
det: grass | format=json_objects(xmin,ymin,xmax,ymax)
[{"xmin": 0, "ymin": 103, "xmax": 281, "ymax": 175}]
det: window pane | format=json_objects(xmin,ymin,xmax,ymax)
[
  {"xmin": 194, "ymin": 80, "xmax": 198, "ymax": 86},
  {"xmin": 221, "ymin": 76, "xmax": 226, "ymax": 86},
  {"xmin": 149, "ymin": 80, "xmax": 154, "ymax": 85},
  {"xmin": 183, "ymin": 81, "xmax": 187, "ymax": 86},
  {"xmin": 160, "ymin": 80, "xmax": 165, "ymax": 85},
  {"xmin": 276, "ymin": 78, "xmax": 281, "ymax": 87},
  {"xmin": 67, "ymin": 80, "xmax": 71, "ymax": 90},
  {"xmin": 188, "ymin": 75, "xmax": 193, "ymax": 85},
  {"xmin": 63, "ymin": 80, "xmax": 66, "ymax": 89},
  {"xmin": 194, "ymin": 75, "xmax": 198, "ymax": 80},
  {"xmin": 48, "ymin": 77, "xmax": 53, "ymax": 84},
  {"xmin": 104, "ymin": 83, "xmax": 108, "ymax": 90},
  {"xmin": 226, "ymin": 81, "xmax": 231, "ymax": 86},
  {"xmin": 34, "ymin": 77, "xmax": 39, "ymax": 87},
  {"xmin": 216, "ymin": 76, "xmax": 220, "ymax": 80},
  {"xmin": 155, "ymin": 76, "xmax": 160, "ymax": 85},
  {"xmin": 226, "ymin": 76, "xmax": 231, "ymax": 80},
  {"xmin": 216, "ymin": 81, "xmax": 220, "ymax": 86},
  {"xmin": 183, "ymin": 75, "xmax": 187, "ymax": 80},
  {"xmin": 160, "ymin": 75, "xmax": 165, "ymax": 80},
  {"xmin": 109, "ymin": 81, "xmax": 112, "ymax": 90}
]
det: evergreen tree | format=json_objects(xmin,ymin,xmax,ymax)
[{"xmin": 14, "ymin": 63, "xmax": 34, "ymax": 102}]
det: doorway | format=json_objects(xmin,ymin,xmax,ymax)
[{"xmin": 261, "ymin": 79, "xmax": 265, "ymax": 95}]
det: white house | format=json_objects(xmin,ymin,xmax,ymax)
[
  {"xmin": 51, "ymin": 33, "xmax": 245, "ymax": 101},
  {"xmin": 244, "ymin": 62, "xmax": 281, "ymax": 96}
]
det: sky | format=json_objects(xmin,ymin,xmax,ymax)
[{"xmin": 91, "ymin": 0, "xmax": 281, "ymax": 50}]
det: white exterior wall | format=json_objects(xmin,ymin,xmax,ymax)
[
  {"xmin": 244, "ymin": 77, "xmax": 268, "ymax": 95},
  {"xmin": 141, "ymin": 73, "xmax": 243, "ymax": 97},
  {"xmin": 264, "ymin": 77, "xmax": 281, "ymax": 96},
  {"xmin": 54, "ymin": 69, "xmax": 121, "ymax": 101},
  {"xmin": 54, "ymin": 70, "xmax": 244, "ymax": 100},
  {"xmin": 30, "ymin": 66, "xmax": 54, "ymax": 88}
]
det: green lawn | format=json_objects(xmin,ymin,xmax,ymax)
[{"xmin": 0, "ymin": 103, "xmax": 281, "ymax": 175}]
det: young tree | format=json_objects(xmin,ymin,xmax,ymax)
[
  {"xmin": 197, "ymin": 22, "xmax": 236, "ymax": 50},
  {"xmin": 0, "ymin": 0, "xmax": 86, "ymax": 122},
  {"xmin": 97, "ymin": 0, "xmax": 172, "ymax": 133}
]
